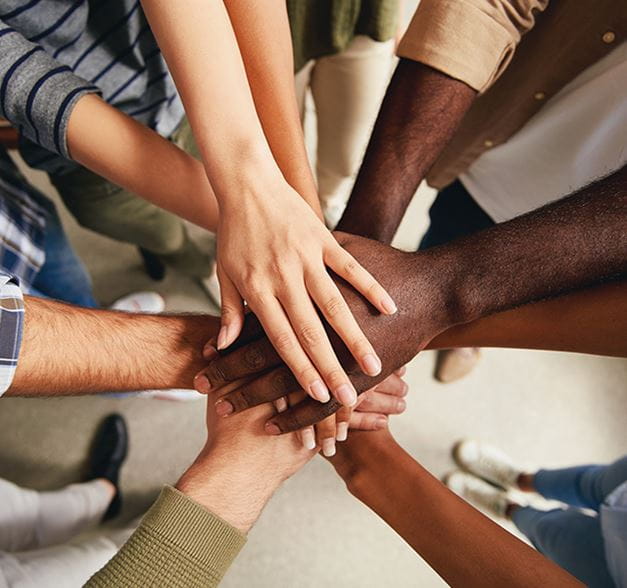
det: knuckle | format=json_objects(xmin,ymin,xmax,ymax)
[
  {"xmin": 243, "ymin": 345, "xmax": 267, "ymax": 371},
  {"xmin": 323, "ymin": 295, "xmax": 345, "ymax": 319},
  {"xmin": 323, "ymin": 368, "xmax": 347, "ymax": 388},
  {"xmin": 270, "ymin": 370, "xmax": 299, "ymax": 397},
  {"xmin": 299, "ymin": 323, "xmax": 324, "ymax": 347},
  {"xmin": 343, "ymin": 258, "xmax": 358, "ymax": 276},
  {"xmin": 273, "ymin": 331, "xmax": 295, "ymax": 354},
  {"xmin": 207, "ymin": 361, "xmax": 228, "ymax": 384}
]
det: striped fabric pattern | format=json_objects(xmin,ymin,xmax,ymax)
[
  {"xmin": 0, "ymin": 0, "xmax": 184, "ymax": 174},
  {"xmin": 0, "ymin": 271, "xmax": 24, "ymax": 396},
  {"xmin": 0, "ymin": 149, "xmax": 46, "ymax": 288}
]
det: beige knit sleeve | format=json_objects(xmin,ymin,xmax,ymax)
[
  {"xmin": 86, "ymin": 486, "xmax": 246, "ymax": 587},
  {"xmin": 397, "ymin": 0, "xmax": 549, "ymax": 92}
]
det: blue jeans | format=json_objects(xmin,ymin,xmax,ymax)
[
  {"xmin": 30, "ymin": 204, "xmax": 97, "ymax": 308},
  {"xmin": 419, "ymin": 180, "xmax": 494, "ymax": 250},
  {"xmin": 512, "ymin": 456, "xmax": 627, "ymax": 588}
]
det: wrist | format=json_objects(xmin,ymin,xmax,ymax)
[{"xmin": 176, "ymin": 452, "xmax": 279, "ymax": 533}]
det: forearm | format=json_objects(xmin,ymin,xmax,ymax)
[
  {"xmin": 336, "ymin": 435, "xmax": 581, "ymax": 587},
  {"xmin": 67, "ymin": 94, "xmax": 220, "ymax": 231},
  {"xmin": 437, "ymin": 166, "xmax": 627, "ymax": 325},
  {"xmin": 141, "ymin": 0, "xmax": 282, "ymax": 206},
  {"xmin": 224, "ymin": 0, "xmax": 320, "ymax": 214},
  {"xmin": 429, "ymin": 281, "xmax": 627, "ymax": 357},
  {"xmin": 336, "ymin": 60, "xmax": 476, "ymax": 243},
  {"xmin": 8, "ymin": 297, "xmax": 219, "ymax": 396}
]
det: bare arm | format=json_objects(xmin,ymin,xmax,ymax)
[
  {"xmin": 7, "ymin": 297, "xmax": 220, "ymax": 396},
  {"xmin": 195, "ymin": 166, "xmax": 627, "ymax": 431},
  {"xmin": 329, "ymin": 429, "xmax": 582, "ymax": 587},
  {"xmin": 336, "ymin": 60, "xmax": 476, "ymax": 243},
  {"xmin": 223, "ymin": 0, "xmax": 320, "ymax": 214},
  {"xmin": 430, "ymin": 281, "xmax": 627, "ymax": 357},
  {"xmin": 67, "ymin": 94, "xmax": 220, "ymax": 231}
]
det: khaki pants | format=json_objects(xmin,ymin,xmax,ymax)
[
  {"xmin": 295, "ymin": 36, "xmax": 395, "ymax": 228},
  {"xmin": 49, "ymin": 118, "xmax": 213, "ymax": 279}
]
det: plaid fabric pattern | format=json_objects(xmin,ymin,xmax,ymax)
[
  {"xmin": 0, "ymin": 272, "xmax": 24, "ymax": 396},
  {"xmin": 0, "ymin": 150, "xmax": 47, "ymax": 289}
]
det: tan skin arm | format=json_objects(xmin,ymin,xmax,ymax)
[
  {"xmin": 430, "ymin": 280, "xmax": 627, "ymax": 357},
  {"xmin": 329, "ymin": 429, "xmax": 582, "ymax": 587}
]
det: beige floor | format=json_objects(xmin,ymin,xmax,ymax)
[{"xmin": 0, "ymin": 160, "xmax": 626, "ymax": 587}]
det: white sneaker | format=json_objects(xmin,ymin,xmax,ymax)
[
  {"xmin": 453, "ymin": 439, "xmax": 522, "ymax": 489},
  {"xmin": 110, "ymin": 291, "xmax": 165, "ymax": 313},
  {"xmin": 445, "ymin": 471, "xmax": 512, "ymax": 518}
]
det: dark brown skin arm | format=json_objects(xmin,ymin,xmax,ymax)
[
  {"xmin": 336, "ymin": 59, "xmax": 476, "ymax": 243},
  {"xmin": 8, "ymin": 296, "xmax": 220, "ymax": 396},
  {"xmin": 196, "ymin": 165, "xmax": 627, "ymax": 432},
  {"xmin": 328, "ymin": 429, "xmax": 582, "ymax": 587}
]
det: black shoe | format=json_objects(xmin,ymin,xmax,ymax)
[
  {"xmin": 138, "ymin": 247, "xmax": 166, "ymax": 281},
  {"xmin": 88, "ymin": 413, "xmax": 129, "ymax": 521}
]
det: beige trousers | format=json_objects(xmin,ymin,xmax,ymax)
[{"xmin": 295, "ymin": 36, "xmax": 395, "ymax": 228}]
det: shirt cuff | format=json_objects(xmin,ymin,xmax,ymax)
[
  {"xmin": 397, "ymin": 0, "xmax": 516, "ymax": 92},
  {"xmin": 87, "ymin": 486, "xmax": 247, "ymax": 587},
  {"xmin": 0, "ymin": 274, "xmax": 24, "ymax": 397}
]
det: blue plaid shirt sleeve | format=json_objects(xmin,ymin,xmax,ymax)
[{"xmin": 0, "ymin": 272, "xmax": 24, "ymax": 396}]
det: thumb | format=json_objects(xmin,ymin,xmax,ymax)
[{"xmin": 217, "ymin": 265, "xmax": 245, "ymax": 350}]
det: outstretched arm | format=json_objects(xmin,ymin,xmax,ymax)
[
  {"xmin": 7, "ymin": 296, "xmax": 219, "ymax": 396},
  {"xmin": 328, "ymin": 429, "xmax": 582, "ymax": 587},
  {"xmin": 195, "ymin": 166, "xmax": 627, "ymax": 431}
]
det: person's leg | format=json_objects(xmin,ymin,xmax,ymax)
[
  {"xmin": 0, "ymin": 478, "xmax": 113, "ymax": 553},
  {"xmin": 310, "ymin": 36, "xmax": 394, "ymax": 228},
  {"xmin": 30, "ymin": 203, "xmax": 98, "ymax": 307},
  {"xmin": 294, "ymin": 61, "xmax": 315, "ymax": 123},
  {"xmin": 50, "ymin": 166, "xmax": 212, "ymax": 279},
  {"xmin": 512, "ymin": 506, "xmax": 614, "ymax": 588},
  {"xmin": 0, "ymin": 526, "xmax": 136, "ymax": 588},
  {"xmin": 524, "ymin": 456, "xmax": 627, "ymax": 511}
]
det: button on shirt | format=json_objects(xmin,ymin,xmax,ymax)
[{"xmin": 396, "ymin": 0, "xmax": 627, "ymax": 189}]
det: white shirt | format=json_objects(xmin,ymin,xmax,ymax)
[{"xmin": 460, "ymin": 42, "xmax": 627, "ymax": 222}]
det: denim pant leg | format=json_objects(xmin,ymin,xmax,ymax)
[
  {"xmin": 31, "ymin": 206, "xmax": 98, "ymax": 308},
  {"xmin": 513, "ymin": 507, "xmax": 615, "ymax": 588},
  {"xmin": 419, "ymin": 180, "xmax": 495, "ymax": 250},
  {"xmin": 534, "ymin": 456, "xmax": 627, "ymax": 511}
]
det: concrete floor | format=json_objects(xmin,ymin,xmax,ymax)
[{"xmin": 0, "ymin": 161, "xmax": 626, "ymax": 587}]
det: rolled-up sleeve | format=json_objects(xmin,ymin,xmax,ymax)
[
  {"xmin": 0, "ymin": 273, "xmax": 24, "ymax": 396},
  {"xmin": 397, "ymin": 0, "xmax": 549, "ymax": 92},
  {"xmin": 0, "ymin": 22, "xmax": 100, "ymax": 159}
]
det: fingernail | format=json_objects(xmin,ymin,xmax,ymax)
[
  {"xmin": 203, "ymin": 343, "xmax": 218, "ymax": 361},
  {"xmin": 265, "ymin": 422, "xmax": 281, "ymax": 435},
  {"xmin": 309, "ymin": 379, "xmax": 330, "ymax": 403},
  {"xmin": 275, "ymin": 397, "xmax": 288, "ymax": 413},
  {"xmin": 335, "ymin": 384, "xmax": 357, "ymax": 407},
  {"xmin": 322, "ymin": 438, "xmax": 336, "ymax": 457},
  {"xmin": 396, "ymin": 398, "xmax": 406, "ymax": 412},
  {"xmin": 362, "ymin": 353, "xmax": 382, "ymax": 376},
  {"xmin": 217, "ymin": 326, "xmax": 229, "ymax": 350},
  {"xmin": 193, "ymin": 373, "xmax": 211, "ymax": 394},
  {"xmin": 302, "ymin": 428, "xmax": 316, "ymax": 450},
  {"xmin": 397, "ymin": 366, "xmax": 407, "ymax": 377},
  {"xmin": 336, "ymin": 422, "xmax": 349, "ymax": 442},
  {"xmin": 375, "ymin": 415, "xmax": 388, "ymax": 429},
  {"xmin": 401, "ymin": 383, "xmax": 409, "ymax": 397},
  {"xmin": 380, "ymin": 293, "xmax": 397, "ymax": 315},
  {"xmin": 215, "ymin": 399, "xmax": 234, "ymax": 417}
]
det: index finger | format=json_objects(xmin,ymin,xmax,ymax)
[{"xmin": 265, "ymin": 396, "xmax": 343, "ymax": 434}]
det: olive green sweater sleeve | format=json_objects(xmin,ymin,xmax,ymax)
[{"xmin": 86, "ymin": 486, "xmax": 246, "ymax": 587}]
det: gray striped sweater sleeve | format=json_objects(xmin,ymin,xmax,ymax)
[{"xmin": 0, "ymin": 22, "xmax": 100, "ymax": 159}]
